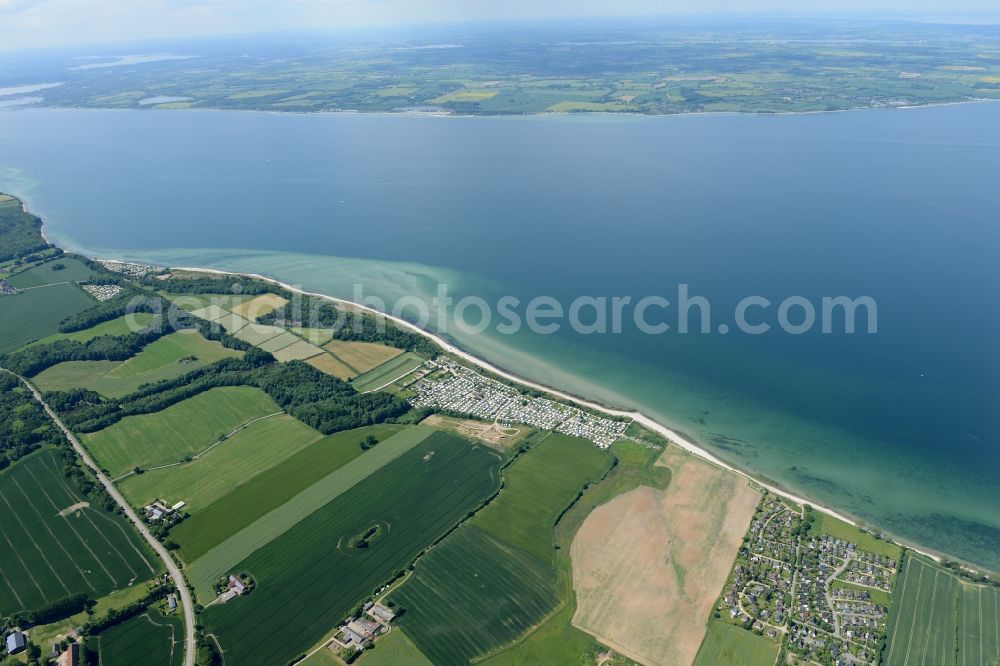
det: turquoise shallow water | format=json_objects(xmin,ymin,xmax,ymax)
[{"xmin": 1, "ymin": 106, "xmax": 997, "ymax": 568}]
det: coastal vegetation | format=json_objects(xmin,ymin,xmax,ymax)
[{"xmin": 0, "ymin": 195, "xmax": 49, "ymax": 262}]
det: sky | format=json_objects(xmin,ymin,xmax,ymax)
[{"xmin": 1, "ymin": 0, "xmax": 998, "ymax": 52}]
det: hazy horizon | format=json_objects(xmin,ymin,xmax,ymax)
[{"xmin": 2, "ymin": 0, "xmax": 1000, "ymax": 53}]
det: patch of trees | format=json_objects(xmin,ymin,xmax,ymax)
[
  {"xmin": 47, "ymin": 352, "xmax": 409, "ymax": 436},
  {"xmin": 11, "ymin": 593, "xmax": 92, "ymax": 627},
  {"xmin": 3, "ymin": 308, "xmax": 254, "ymax": 379},
  {"xmin": 146, "ymin": 274, "xmax": 288, "ymax": 298},
  {"xmin": 4, "ymin": 327, "xmax": 168, "ymax": 377},
  {"xmin": 0, "ymin": 373, "xmax": 65, "ymax": 471},
  {"xmin": 195, "ymin": 634, "xmax": 222, "ymax": 666},
  {"xmin": 348, "ymin": 525, "xmax": 382, "ymax": 550},
  {"xmin": 0, "ymin": 199, "xmax": 50, "ymax": 262},
  {"xmin": 56, "ymin": 287, "xmax": 154, "ymax": 333},
  {"xmin": 80, "ymin": 584, "xmax": 173, "ymax": 636},
  {"xmin": 259, "ymin": 296, "xmax": 438, "ymax": 356}
]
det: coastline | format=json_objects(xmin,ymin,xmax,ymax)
[
  {"xmin": 165, "ymin": 262, "xmax": 952, "ymax": 566},
  {"xmin": 12, "ymin": 95, "xmax": 999, "ymax": 122},
  {"xmin": 8, "ymin": 188, "xmax": 976, "ymax": 570}
]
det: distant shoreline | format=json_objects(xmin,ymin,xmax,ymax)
[{"xmin": 15, "ymin": 95, "xmax": 1000, "ymax": 121}]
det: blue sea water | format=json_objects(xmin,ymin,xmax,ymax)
[{"xmin": 1, "ymin": 105, "xmax": 997, "ymax": 568}]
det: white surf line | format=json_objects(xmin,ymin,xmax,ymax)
[{"xmin": 170, "ymin": 265, "xmax": 945, "ymax": 563}]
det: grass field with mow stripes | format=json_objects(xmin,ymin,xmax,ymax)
[
  {"xmin": 0, "ymin": 449, "xmax": 156, "ymax": 616},
  {"xmin": 350, "ymin": 352, "xmax": 424, "ymax": 392},
  {"xmin": 185, "ymin": 425, "xmax": 432, "ymax": 597},
  {"xmin": 81, "ymin": 386, "xmax": 280, "ymax": 477},
  {"xmin": 395, "ymin": 433, "xmax": 611, "ymax": 665},
  {"xmin": 202, "ymin": 431, "xmax": 502, "ymax": 665},
  {"xmin": 32, "ymin": 330, "xmax": 241, "ymax": 397},
  {"xmin": 884, "ymin": 553, "xmax": 1000, "ymax": 666},
  {"xmin": 94, "ymin": 608, "xmax": 183, "ymax": 666}
]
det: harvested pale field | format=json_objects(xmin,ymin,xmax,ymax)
[
  {"xmin": 234, "ymin": 323, "xmax": 285, "ymax": 346},
  {"xmin": 272, "ymin": 340, "xmax": 324, "ymax": 362},
  {"xmin": 291, "ymin": 327, "xmax": 334, "ymax": 346},
  {"xmin": 213, "ymin": 311, "xmax": 250, "ymax": 334},
  {"xmin": 323, "ymin": 339, "xmax": 402, "ymax": 374},
  {"xmin": 189, "ymin": 304, "xmax": 228, "ymax": 321},
  {"xmin": 258, "ymin": 331, "xmax": 300, "ymax": 352},
  {"xmin": 570, "ymin": 447, "xmax": 761, "ymax": 666},
  {"xmin": 306, "ymin": 352, "xmax": 356, "ymax": 379},
  {"xmin": 229, "ymin": 293, "xmax": 288, "ymax": 320}
]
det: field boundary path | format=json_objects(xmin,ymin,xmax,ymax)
[{"xmin": 1, "ymin": 368, "xmax": 195, "ymax": 666}]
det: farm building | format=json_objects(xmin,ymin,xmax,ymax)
[
  {"xmin": 6, "ymin": 631, "xmax": 26, "ymax": 654},
  {"xmin": 57, "ymin": 642, "xmax": 79, "ymax": 666},
  {"xmin": 228, "ymin": 575, "xmax": 247, "ymax": 594},
  {"xmin": 347, "ymin": 617, "xmax": 380, "ymax": 641},
  {"xmin": 367, "ymin": 602, "xmax": 396, "ymax": 623}
]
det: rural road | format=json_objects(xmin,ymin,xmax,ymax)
[{"xmin": 3, "ymin": 369, "xmax": 196, "ymax": 666}]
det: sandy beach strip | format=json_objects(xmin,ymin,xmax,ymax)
[{"xmin": 155, "ymin": 263, "xmax": 945, "ymax": 564}]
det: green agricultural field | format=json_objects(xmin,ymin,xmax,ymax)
[
  {"xmin": 29, "ymin": 312, "xmax": 156, "ymax": 346},
  {"xmin": 884, "ymin": 555, "xmax": 960, "ymax": 666},
  {"xmin": 811, "ymin": 512, "xmax": 902, "ymax": 560},
  {"xmin": 185, "ymin": 426, "xmax": 433, "ymax": 596},
  {"xmin": 32, "ymin": 330, "xmax": 242, "ymax": 397},
  {"xmin": 473, "ymin": 432, "xmax": 611, "ymax": 564},
  {"xmin": 0, "ymin": 282, "xmax": 95, "ymax": 353},
  {"xmin": 360, "ymin": 628, "xmax": 434, "ymax": 666},
  {"xmin": 203, "ymin": 432, "xmax": 502, "ymax": 665},
  {"xmin": 884, "ymin": 553, "xmax": 1000, "ymax": 666},
  {"xmin": 483, "ymin": 439, "xmax": 669, "ymax": 666},
  {"xmin": 299, "ymin": 648, "xmax": 340, "ymax": 666},
  {"xmin": 27, "ymin": 580, "xmax": 154, "ymax": 651},
  {"xmin": 163, "ymin": 293, "xmax": 250, "ymax": 311},
  {"xmin": 958, "ymin": 583, "xmax": 1000, "ymax": 666},
  {"xmin": 395, "ymin": 433, "xmax": 612, "ymax": 665},
  {"xmin": 81, "ymin": 386, "xmax": 280, "ymax": 477},
  {"xmin": 233, "ymin": 321, "xmax": 286, "ymax": 345},
  {"xmin": 693, "ymin": 619, "xmax": 780, "ymax": 666},
  {"xmin": 0, "ymin": 449, "xmax": 157, "ymax": 616},
  {"xmin": 271, "ymin": 339, "xmax": 324, "ymax": 362},
  {"xmin": 7, "ymin": 256, "xmax": 95, "ymax": 288},
  {"xmin": 291, "ymin": 326, "xmax": 334, "ymax": 346},
  {"xmin": 170, "ymin": 423, "xmax": 403, "ymax": 560},
  {"xmin": 118, "ymin": 414, "xmax": 325, "ymax": 510},
  {"xmin": 350, "ymin": 351, "xmax": 425, "ymax": 392},
  {"xmin": 93, "ymin": 608, "xmax": 184, "ymax": 666},
  {"xmin": 257, "ymin": 330, "xmax": 300, "ymax": 352},
  {"xmin": 396, "ymin": 524, "xmax": 561, "ymax": 664}
]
